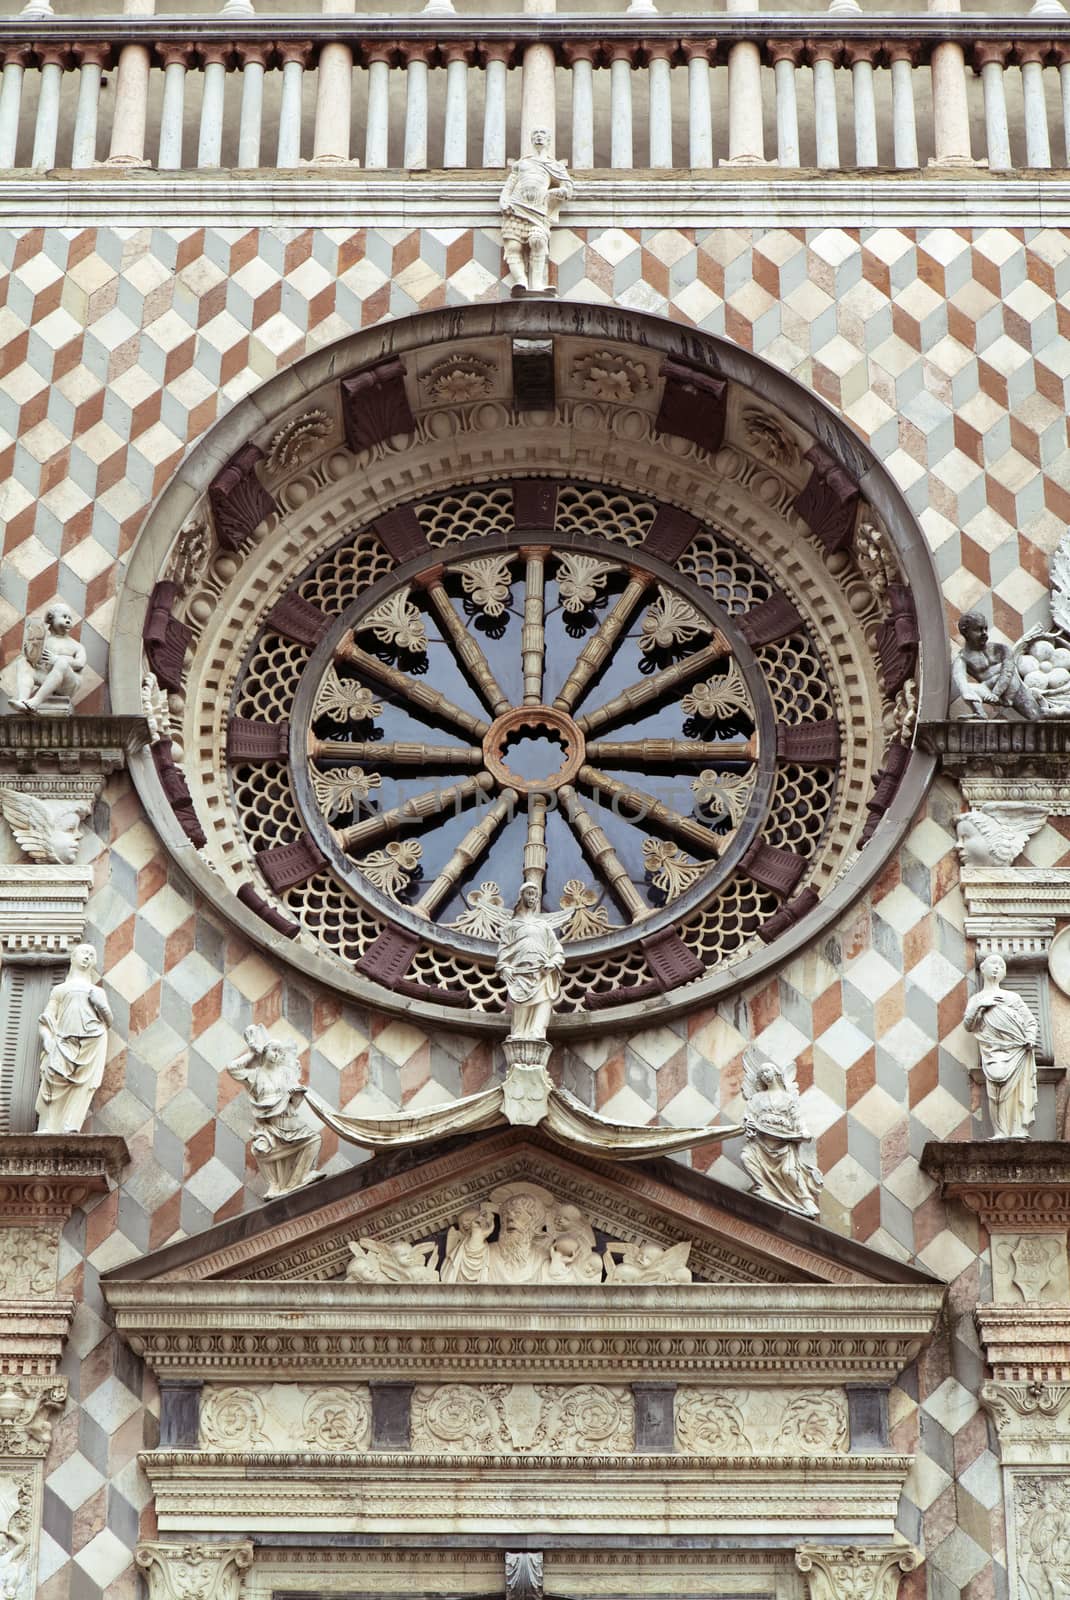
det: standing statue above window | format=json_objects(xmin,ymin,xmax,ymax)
[
  {"xmin": 493, "ymin": 882, "xmax": 571, "ymax": 1044},
  {"xmin": 950, "ymin": 612, "xmax": 1046, "ymax": 721},
  {"xmin": 740, "ymin": 1052, "xmax": 824, "ymax": 1218},
  {"xmin": 35, "ymin": 944, "xmax": 112, "ymax": 1135},
  {"xmin": 499, "ymin": 128, "xmax": 573, "ymax": 294},
  {"xmin": 963, "ymin": 954, "xmax": 1038, "ymax": 1140},
  {"xmin": 9, "ymin": 603, "xmax": 86, "ymax": 716},
  {"xmin": 226, "ymin": 1024, "xmax": 323, "ymax": 1198}
]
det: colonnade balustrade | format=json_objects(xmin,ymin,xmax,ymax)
[{"xmin": 0, "ymin": 6, "xmax": 1068, "ymax": 176}]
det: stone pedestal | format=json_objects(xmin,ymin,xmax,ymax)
[{"xmin": 923, "ymin": 1141, "xmax": 1070, "ymax": 1600}]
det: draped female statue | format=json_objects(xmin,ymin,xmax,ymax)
[
  {"xmin": 35, "ymin": 944, "xmax": 112, "ymax": 1135},
  {"xmin": 963, "ymin": 954, "xmax": 1038, "ymax": 1140}
]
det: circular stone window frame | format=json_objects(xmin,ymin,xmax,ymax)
[{"xmin": 112, "ymin": 303, "xmax": 948, "ymax": 1037}]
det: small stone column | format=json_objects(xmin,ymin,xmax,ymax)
[
  {"xmin": 681, "ymin": 39, "xmax": 714, "ymax": 167},
  {"xmin": 974, "ymin": 44, "xmax": 1011, "ymax": 170},
  {"xmin": 926, "ymin": 0, "xmax": 976, "ymax": 167},
  {"xmin": 563, "ymin": 42, "xmax": 596, "ymax": 168},
  {"xmin": 722, "ymin": 0, "xmax": 765, "ymax": 166},
  {"xmin": 519, "ymin": 0, "xmax": 558, "ymax": 157},
  {"xmin": 70, "ymin": 42, "xmax": 110, "ymax": 167},
  {"xmin": 767, "ymin": 40, "xmax": 802, "ymax": 167},
  {"xmin": 887, "ymin": 40, "xmax": 919, "ymax": 168},
  {"xmin": 106, "ymin": 0, "xmax": 155, "ymax": 167},
  {"xmin": 1019, "ymin": 43, "xmax": 1053, "ymax": 169},
  {"xmin": 312, "ymin": 0, "xmax": 357, "ymax": 165}
]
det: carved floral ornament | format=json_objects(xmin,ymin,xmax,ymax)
[
  {"xmin": 136, "ymin": 1543, "xmax": 254, "ymax": 1600},
  {"xmin": 110, "ymin": 312, "xmax": 945, "ymax": 1031}
]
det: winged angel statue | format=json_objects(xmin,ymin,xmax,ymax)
[{"xmin": 740, "ymin": 1049, "xmax": 823, "ymax": 1217}]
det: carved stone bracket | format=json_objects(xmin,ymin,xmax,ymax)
[
  {"xmin": 795, "ymin": 1544, "xmax": 920, "ymax": 1600},
  {"xmin": 922, "ymin": 1141, "xmax": 1070, "ymax": 1233},
  {"xmin": 136, "ymin": 1541, "xmax": 254, "ymax": 1600},
  {"xmin": 506, "ymin": 1551, "xmax": 543, "ymax": 1600},
  {"xmin": 0, "ymin": 714, "xmax": 149, "ymax": 868}
]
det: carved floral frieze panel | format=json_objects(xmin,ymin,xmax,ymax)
[
  {"xmin": 199, "ymin": 1384, "xmax": 371, "ymax": 1452},
  {"xmin": 410, "ymin": 1383, "xmax": 634, "ymax": 1454},
  {"xmin": 675, "ymin": 1387, "xmax": 848, "ymax": 1456}
]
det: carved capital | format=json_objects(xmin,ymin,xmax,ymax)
[
  {"xmin": 981, "ymin": 1379, "xmax": 1070, "ymax": 1455},
  {"xmin": 136, "ymin": 1542, "xmax": 254, "ymax": 1600},
  {"xmin": 71, "ymin": 40, "xmax": 113, "ymax": 68},
  {"xmin": 842, "ymin": 43, "xmax": 879, "ymax": 69},
  {"xmin": 560, "ymin": 41, "xmax": 599, "ymax": 66},
  {"xmin": 805, "ymin": 39, "xmax": 844, "ymax": 66},
  {"xmin": 197, "ymin": 40, "xmax": 232, "ymax": 69},
  {"xmin": 277, "ymin": 40, "xmax": 312, "ymax": 66},
  {"xmin": 795, "ymin": 1544, "xmax": 920, "ymax": 1600},
  {"xmin": 883, "ymin": 38, "xmax": 921, "ymax": 67},
  {"xmin": 156, "ymin": 41, "xmax": 198, "ymax": 69},
  {"xmin": 972, "ymin": 43, "xmax": 1009, "ymax": 71},
  {"xmin": 1015, "ymin": 42, "xmax": 1052, "ymax": 69},
  {"xmin": 766, "ymin": 39, "xmax": 804, "ymax": 67}
]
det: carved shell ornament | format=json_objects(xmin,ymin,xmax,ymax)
[{"xmin": 116, "ymin": 319, "xmax": 942, "ymax": 1030}]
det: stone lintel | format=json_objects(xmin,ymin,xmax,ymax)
[{"xmin": 922, "ymin": 1140, "xmax": 1070, "ymax": 1230}]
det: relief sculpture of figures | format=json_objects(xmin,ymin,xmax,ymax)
[
  {"xmin": 950, "ymin": 611, "xmax": 1046, "ymax": 720},
  {"xmin": 35, "ymin": 943, "xmax": 112, "ymax": 1136},
  {"xmin": 441, "ymin": 1183, "xmax": 602, "ymax": 1285},
  {"xmin": 8, "ymin": 603, "xmax": 86, "ymax": 716},
  {"xmin": 963, "ymin": 954, "xmax": 1038, "ymax": 1140},
  {"xmin": 740, "ymin": 1052, "xmax": 823, "ymax": 1218},
  {"xmin": 499, "ymin": 127, "xmax": 573, "ymax": 294},
  {"xmin": 226, "ymin": 1024, "xmax": 323, "ymax": 1198}
]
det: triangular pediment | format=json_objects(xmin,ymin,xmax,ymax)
[{"xmin": 110, "ymin": 1127, "xmax": 935, "ymax": 1289}]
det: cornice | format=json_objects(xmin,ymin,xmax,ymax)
[
  {"xmin": 923, "ymin": 1141, "xmax": 1070, "ymax": 1230},
  {"xmin": 105, "ymin": 1280, "xmax": 943, "ymax": 1384},
  {"xmin": 5, "ymin": 176, "xmax": 1070, "ymax": 232},
  {"xmin": 0, "ymin": 15, "xmax": 1061, "ymax": 47},
  {"xmin": 0, "ymin": 1135, "xmax": 129, "ymax": 1216},
  {"xmin": 0, "ymin": 715, "xmax": 150, "ymax": 775},
  {"xmin": 142, "ymin": 1449, "xmax": 911, "ymax": 1538}
]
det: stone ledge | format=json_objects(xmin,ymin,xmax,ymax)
[
  {"xmin": 923, "ymin": 1140, "xmax": 1070, "ymax": 1229},
  {"xmin": 0, "ymin": 714, "xmax": 150, "ymax": 774},
  {"xmin": 917, "ymin": 718, "xmax": 1070, "ymax": 772}
]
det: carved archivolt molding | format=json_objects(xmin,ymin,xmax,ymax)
[{"xmin": 111, "ymin": 307, "xmax": 945, "ymax": 1033}]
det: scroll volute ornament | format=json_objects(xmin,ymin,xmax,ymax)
[
  {"xmin": 795, "ymin": 1545, "xmax": 920, "ymax": 1600},
  {"xmin": 135, "ymin": 1542, "xmax": 254, "ymax": 1600}
]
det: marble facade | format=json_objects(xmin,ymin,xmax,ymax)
[{"xmin": 1, "ymin": 148, "xmax": 1070, "ymax": 1600}]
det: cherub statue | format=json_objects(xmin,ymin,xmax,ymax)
[
  {"xmin": 951, "ymin": 611, "xmax": 1045, "ymax": 720},
  {"xmin": 345, "ymin": 1236, "xmax": 440, "ymax": 1283},
  {"xmin": 477, "ymin": 880, "xmax": 571, "ymax": 1043},
  {"xmin": 9, "ymin": 603, "xmax": 86, "ymax": 716},
  {"xmin": 35, "ymin": 943, "xmax": 112, "ymax": 1135},
  {"xmin": 955, "ymin": 804, "xmax": 1049, "ymax": 870},
  {"xmin": 499, "ymin": 127, "xmax": 573, "ymax": 294},
  {"xmin": 225, "ymin": 1024, "xmax": 322, "ymax": 1199},
  {"xmin": 604, "ymin": 1239, "xmax": 693, "ymax": 1285},
  {"xmin": 963, "ymin": 954, "xmax": 1038, "ymax": 1140},
  {"xmin": 740, "ymin": 1051, "xmax": 823, "ymax": 1218}
]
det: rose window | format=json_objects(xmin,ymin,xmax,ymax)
[{"xmin": 115, "ymin": 309, "xmax": 945, "ymax": 1031}]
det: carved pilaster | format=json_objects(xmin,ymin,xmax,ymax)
[
  {"xmin": 795, "ymin": 1545, "xmax": 920, "ymax": 1600},
  {"xmin": 135, "ymin": 1541, "xmax": 254, "ymax": 1600}
]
